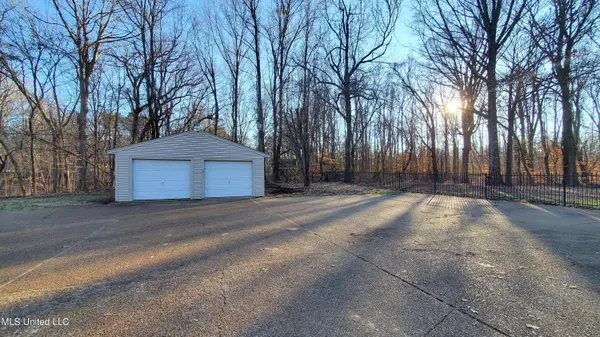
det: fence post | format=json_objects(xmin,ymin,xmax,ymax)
[
  {"xmin": 484, "ymin": 175, "xmax": 488, "ymax": 199},
  {"xmin": 563, "ymin": 172, "xmax": 567, "ymax": 207}
]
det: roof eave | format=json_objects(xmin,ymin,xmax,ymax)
[{"xmin": 105, "ymin": 131, "xmax": 270, "ymax": 157}]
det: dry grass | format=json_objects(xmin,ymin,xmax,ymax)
[
  {"xmin": 0, "ymin": 192, "xmax": 113, "ymax": 210},
  {"xmin": 268, "ymin": 182, "xmax": 394, "ymax": 197}
]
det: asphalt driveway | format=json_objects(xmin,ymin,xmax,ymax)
[{"xmin": 0, "ymin": 194, "xmax": 599, "ymax": 336}]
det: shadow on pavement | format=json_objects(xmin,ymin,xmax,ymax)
[{"xmin": 0, "ymin": 194, "xmax": 599, "ymax": 336}]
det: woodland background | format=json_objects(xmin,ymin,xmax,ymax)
[{"xmin": 0, "ymin": 0, "xmax": 599, "ymax": 196}]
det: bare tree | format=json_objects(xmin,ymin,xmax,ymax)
[
  {"xmin": 111, "ymin": 47, "xmax": 146, "ymax": 143},
  {"xmin": 0, "ymin": 10, "xmax": 59, "ymax": 194},
  {"xmin": 212, "ymin": 0, "xmax": 248, "ymax": 143},
  {"xmin": 530, "ymin": 0, "xmax": 599, "ymax": 185},
  {"xmin": 477, "ymin": 0, "xmax": 526, "ymax": 184},
  {"xmin": 265, "ymin": 0, "xmax": 303, "ymax": 180},
  {"xmin": 285, "ymin": 0, "xmax": 315, "ymax": 187},
  {"xmin": 396, "ymin": 62, "xmax": 439, "ymax": 176},
  {"xmin": 193, "ymin": 20, "xmax": 220, "ymax": 135},
  {"xmin": 120, "ymin": 0, "xmax": 199, "ymax": 141},
  {"xmin": 52, "ymin": 0, "xmax": 119, "ymax": 191},
  {"xmin": 414, "ymin": 0, "xmax": 486, "ymax": 181},
  {"xmin": 243, "ymin": 0, "xmax": 266, "ymax": 152},
  {"xmin": 321, "ymin": 0, "xmax": 400, "ymax": 182}
]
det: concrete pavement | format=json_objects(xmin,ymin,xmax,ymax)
[{"xmin": 0, "ymin": 194, "xmax": 599, "ymax": 336}]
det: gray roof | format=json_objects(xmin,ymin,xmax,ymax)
[{"xmin": 107, "ymin": 130, "xmax": 269, "ymax": 158}]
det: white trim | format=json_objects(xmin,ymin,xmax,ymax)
[{"xmin": 114, "ymin": 154, "xmax": 119, "ymax": 201}]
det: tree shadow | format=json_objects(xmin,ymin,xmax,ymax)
[
  {"xmin": 253, "ymin": 194, "xmax": 600, "ymax": 336},
  {"xmin": 0, "ymin": 195, "xmax": 404, "ymax": 335},
  {"xmin": 424, "ymin": 195, "xmax": 600, "ymax": 336},
  {"xmin": 1, "ymin": 194, "xmax": 599, "ymax": 336}
]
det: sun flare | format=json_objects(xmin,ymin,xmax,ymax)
[{"xmin": 445, "ymin": 98, "xmax": 462, "ymax": 116}]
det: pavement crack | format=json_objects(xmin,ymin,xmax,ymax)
[
  {"xmin": 254, "ymin": 200, "xmax": 511, "ymax": 337},
  {"xmin": 217, "ymin": 268, "xmax": 228, "ymax": 337},
  {"xmin": 403, "ymin": 247, "xmax": 477, "ymax": 257},
  {"xmin": 423, "ymin": 308, "xmax": 454, "ymax": 336},
  {"xmin": 41, "ymin": 210, "xmax": 56, "ymax": 221},
  {"xmin": 217, "ymin": 246, "xmax": 233, "ymax": 337}
]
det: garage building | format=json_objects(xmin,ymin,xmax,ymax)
[{"xmin": 107, "ymin": 130, "xmax": 268, "ymax": 201}]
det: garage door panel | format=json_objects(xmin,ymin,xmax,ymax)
[
  {"xmin": 204, "ymin": 161, "xmax": 252, "ymax": 197},
  {"xmin": 132, "ymin": 160, "xmax": 191, "ymax": 200}
]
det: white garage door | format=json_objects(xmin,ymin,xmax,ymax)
[
  {"xmin": 132, "ymin": 160, "xmax": 191, "ymax": 200},
  {"xmin": 204, "ymin": 161, "xmax": 252, "ymax": 197}
]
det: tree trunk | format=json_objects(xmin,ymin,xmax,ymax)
[
  {"xmin": 77, "ymin": 74, "xmax": 89, "ymax": 191},
  {"xmin": 343, "ymin": 88, "xmax": 353, "ymax": 183},
  {"xmin": 28, "ymin": 112, "xmax": 37, "ymax": 195},
  {"xmin": 486, "ymin": 45, "xmax": 503, "ymax": 185},
  {"xmin": 52, "ymin": 133, "xmax": 59, "ymax": 193},
  {"xmin": 111, "ymin": 105, "xmax": 119, "ymax": 187},
  {"xmin": 213, "ymin": 82, "xmax": 219, "ymax": 135},
  {"xmin": 506, "ymin": 107, "xmax": 514, "ymax": 186},
  {"xmin": 527, "ymin": 131, "xmax": 535, "ymax": 172},
  {"xmin": 232, "ymin": 73, "xmax": 239, "ymax": 143},
  {"xmin": 430, "ymin": 123, "xmax": 438, "ymax": 176},
  {"xmin": 452, "ymin": 133, "xmax": 459, "ymax": 180},
  {"xmin": 506, "ymin": 83, "xmax": 515, "ymax": 186},
  {"xmin": 538, "ymin": 94, "xmax": 551, "ymax": 176},
  {"xmin": 443, "ymin": 117, "xmax": 449, "ymax": 177},
  {"xmin": 558, "ymin": 69, "xmax": 577, "ymax": 186},
  {"xmin": 272, "ymin": 61, "xmax": 281, "ymax": 181},
  {"xmin": 461, "ymin": 106, "xmax": 474, "ymax": 183},
  {"xmin": 0, "ymin": 138, "xmax": 26, "ymax": 195},
  {"xmin": 251, "ymin": 10, "xmax": 265, "ymax": 153},
  {"xmin": 131, "ymin": 110, "xmax": 139, "ymax": 144}
]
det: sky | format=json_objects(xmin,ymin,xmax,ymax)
[
  {"xmin": 26, "ymin": 0, "xmax": 420, "ymax": 146},
  {"xmin": 30, "ymin": 0, "xmax": 418, "ymax": 72},
  {"xmin": 192, "ymin": 0, "xmax": 418, "ymax": 58}
]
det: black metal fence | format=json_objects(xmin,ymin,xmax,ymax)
[{"xmin": 310, "ymin": 171, "xmax": 600, "ymax": 209}]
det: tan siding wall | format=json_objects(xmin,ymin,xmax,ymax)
[
  {"xmin": 253, "ymin": 158, "xmax": 265, "ymax": 197},
  {"xmin": 115, "ymin": 154, "xmax": 129, "ymax": 201},
  {"xmin": 113, "ymin": 132, "xmax": 266, "ymax": 201}
]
